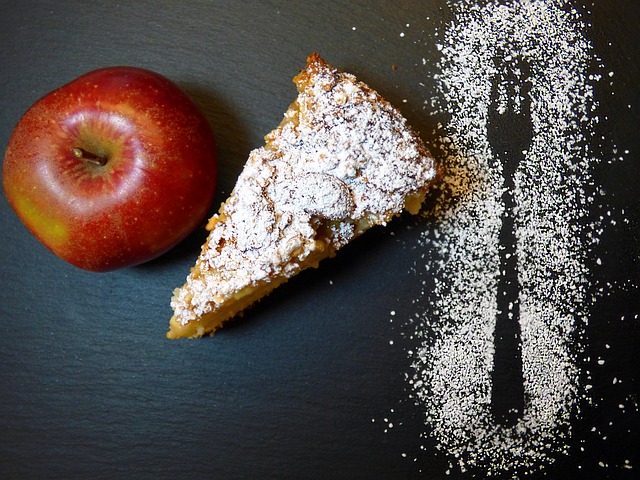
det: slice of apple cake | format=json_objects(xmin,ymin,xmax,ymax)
[{"xmin": 168, "ymin": 53, "xmax": 437, "ymax": 338}]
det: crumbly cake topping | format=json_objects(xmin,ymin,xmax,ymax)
[{"xmin": 171, "ymin": 54, "xmax": 437, "ymax": 326}]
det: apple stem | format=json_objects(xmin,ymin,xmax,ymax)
[{"xmin": 72, "ymin": 147, "xmax": 107, "ymax": 166}]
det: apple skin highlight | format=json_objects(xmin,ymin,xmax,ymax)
[{"xmin": 2, "ymin": 67, "xmax": 218, "ymax": 271}]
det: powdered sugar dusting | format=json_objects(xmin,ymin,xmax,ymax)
[
  {"xmin": 170, "ymin": 55, "xmax": 437, "ymax": 331},
  {"xmin": 402, "ymin": 0, "xmax": 610, "ymax": 475},
  {"xmin": 273, "ymin": 172, "xmax": 354, "ymax": 221}
]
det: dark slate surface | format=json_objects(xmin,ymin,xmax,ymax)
[{"xmin": 1, "ymin": 1, "xmax": 638, "ymax": 479}]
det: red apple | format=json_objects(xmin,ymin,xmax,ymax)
[{"xmin": 2, "ymin": 67, "xmax": 217, "ymax": 271}]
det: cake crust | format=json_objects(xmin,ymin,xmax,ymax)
[{"xmin": 168, "ymin": 54, "xmax": 437, "ymax": 338}]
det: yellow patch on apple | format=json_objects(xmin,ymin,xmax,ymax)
[{"xmin": 14, "ymin": 195, "xmax": 68, "ymax": 246}]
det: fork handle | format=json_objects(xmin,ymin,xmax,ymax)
[{"xmin": 489, "ymin": 57, "xmax": 532, "ymax": 426}]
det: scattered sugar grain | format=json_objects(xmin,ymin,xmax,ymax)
[{"xmin": 401, "ymin": 0, "xmax": 618, "ymax": 476}]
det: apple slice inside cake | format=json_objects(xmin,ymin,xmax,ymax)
[{"xmin": 168, "ymin": 53, "xmax": 437, "ymax": 338}]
